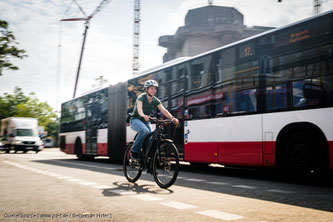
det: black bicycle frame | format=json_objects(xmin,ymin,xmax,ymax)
[{"xmin": 140, "ymin": 123, "xmax": 172, "ymax": 168}]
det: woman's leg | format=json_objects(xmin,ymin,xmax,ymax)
[{"xmin": 130, "ymin": 119, "xmax": 151, "ymax": 154}]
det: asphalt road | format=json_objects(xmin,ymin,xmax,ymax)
[{"xmin": 1, "ymin": 148, "xmax": 333, "ymax": 222}]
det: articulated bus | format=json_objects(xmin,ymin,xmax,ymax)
[{"xmin": 60, "ymin": 11, "xmax": 333, "ymax": 174}]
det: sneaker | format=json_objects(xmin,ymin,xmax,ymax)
[{"xmin": 130, "ymin": 151, "xmax": 140, "ymax": 160}]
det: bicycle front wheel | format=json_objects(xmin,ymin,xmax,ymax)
[
  {"xmin": 152, "ymin": 141, "xmax": 179, "ymax": 189},
  {"xmin": 123, "ymin": 142, "xmax": 142, "ymax": 183}
]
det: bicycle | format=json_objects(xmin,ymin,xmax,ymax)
[{"xmin": 123, "ymin": 117, "xmax": 179, "ymax": 189}]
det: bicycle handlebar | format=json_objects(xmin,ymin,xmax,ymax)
[{"xmin": 149, "ymin": 117, "xmax": 172, "ymax": 125}]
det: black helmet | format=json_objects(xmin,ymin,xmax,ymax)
[{"xmin": 144, "ymin": 79, "xmax": 159, "ymax": 89}]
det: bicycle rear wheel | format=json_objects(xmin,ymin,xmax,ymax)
[
  {"xmin": 123, "ymin": 142, "xmax": 142, "ymax": 183},
  {"xmin": 152, "ymin": 141, "xmax": 179, "ymax": 189}
]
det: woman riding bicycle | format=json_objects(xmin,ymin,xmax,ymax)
[{"xmin": 129, "ymin": 79, "xmax": 179, "ymax": 160}]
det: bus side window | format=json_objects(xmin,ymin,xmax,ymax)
[
  {"xmin": 229, "ymin": 89, "xmax": 257, "ymax": 114},
  {"xmin": 188, "ymin": 55, "xmax": 212, "ymax": 91},
  {"xmin": 293, "ymin": 80, "xmax": 325, "ymax": 108},
  {"xmin": 266, "ymin": 83, "xmax": 288, "ymax": 111}
]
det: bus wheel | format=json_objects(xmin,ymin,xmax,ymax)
[
  {"xmin": 285, "ymin": 132, "xmax": 315, "ymax": 176},
  {"xmin": 5, "ymin": 149, "xmax": 10, "ymax": 153},
  {"xmin": 75, "ymin": 139, "xmax": 94, "ymax": 161},
  {"xmin": 75, "ymin": 139, "xmax": 85, "ymax": 160}
]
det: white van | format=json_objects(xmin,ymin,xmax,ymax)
[{"xmin": 0, "ymin": 117, "xmax": 44, "ymax": 153}]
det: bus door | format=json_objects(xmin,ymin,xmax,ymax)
[
  {"xmin": 183, "ymin": 55, "xmax": 217, "ymax": 164},
  {"xmin": 85, "ymin": 103, "xmax": 98, "ymax": 155}
]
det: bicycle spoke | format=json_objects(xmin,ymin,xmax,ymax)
[
  {"xmin": 123, "ymin": 142, "xmax": 142, "ymax": 182},
  {"xmin": 153, "ymin": 142, "xmax": 179, "ymax": 189}
]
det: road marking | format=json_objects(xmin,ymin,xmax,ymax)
[
  {"xmin": 3, "ymin": 160, "xmax": 28, "ymax": 169},
  {"xmin": 66, "ymin": 178, "xmax": 84, "ymax": 182},
  {"xmin": 196, "ymin": 210, "xmax": 245, "ymax": 221},
  {"xmin": 184, "ymin": 178, "xmax": 206, "ymax": 182},
  {"xmin": 131, "ymin": 194, "xmax": 164, "ymax": 201},
  {"xmin": 93, "ymin": 185, "xmax": 115, "ymax": 189},
  {"xmin": 109, "ymin": 189, "xmax": 136, "ymax": 195},
  {"xmin": 48, "ymin": 173, "xmax": 63, "ymax": 177},
  {"xmin": 160, "ymin": 201, "xmax": 197, "ymax": 209},
  {"xmin": 53, "ymin": 160, "xmax": 119, "ymax": 170},
  {"xmin": 38, "ymin": 171, "xmax": 51, "ymax": 175},
  {"xmin": 56, "ymin": 176, "xmax": 73, "ymax": 179},
  {"xmin": 267, "ymin": 189, "xmax": 295, "ymax": 194},
  {"xmin": 35, "ymin": 170, "xmax": 48, "ymax": 174},
  {"xmin": 205, "ymin": 181, "xmax": 229, "ymax": 185},
  {"xmin": 3, "ymin": 160, "xmax": 119, "ymax": 193},
  {"xmin": 232, "ymin": 185, "xmax": 257, "ymax": 189},
  {"xmin": 78, "ymin": 181, "xmax": 98, "ymax": 186},
  {"xmin": 8, "ymin": 155, "xmax": 37, "ymax": 159},
  {"xmin": 176, "ymin": 176, "xmax": 188, "ymax": 179}
]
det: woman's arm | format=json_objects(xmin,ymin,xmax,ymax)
[
  {"xmin": 137, "ymin": 101, "xmax": 150, "ymax": 122},
  {"xmin": 157, "ymin": 104, "xmax": 179, "ymax": 125}
]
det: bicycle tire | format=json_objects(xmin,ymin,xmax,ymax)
[
  {"xmin": 123, "ymin": 142, "xmax": 142, "ymax": 183},
  {"xmin": 152, "ymin": 141, "xmax": 179, "ymax": 189}
]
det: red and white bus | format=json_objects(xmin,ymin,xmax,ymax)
[{"xmin": 60, "ymin": 10, "xmax": 333, "ymax": 174}]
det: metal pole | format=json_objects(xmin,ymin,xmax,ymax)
[{"xmin": 73, "ymin": 24, "xmax": 89, "ymax": 98}]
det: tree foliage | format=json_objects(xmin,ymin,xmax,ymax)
[
  {"xmin": 0, "ymin": 20, "xmax": 27, "ymax": 75},
  {"xmin": 0, "ymin": 87, "xmax": 58, "ymax": 140}
]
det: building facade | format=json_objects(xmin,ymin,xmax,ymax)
[{"xmin": 159, "ymin": 5, "xmax": 275, "ymax": 63}]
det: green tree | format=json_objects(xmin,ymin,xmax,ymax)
[
  {"xmin": 0, "ymin": 87, "xmax": 28, "ymax": 119},
  {"xmin": 0, "ymin": 20, "xmax": 27, "ymax": 75},
  {"xmin": 0, "ymin": 87, "xmax": 58, "ymax": 141}
]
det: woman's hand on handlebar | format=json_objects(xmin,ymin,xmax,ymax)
[
  {"xmin": 142, "ymin": 115, "xmax": 150, "ymax": 122},
  {"xmin": 148, "ymin": 116, "xmax": 179, "ymax": 126},
  {"xmin": 172, "ymin": 118, "xmax": 179, "ymax": 126}
]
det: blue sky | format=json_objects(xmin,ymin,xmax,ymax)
[{"xmin": 1, "ymin": 0, "xmax": 333, "ymax": 111}]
